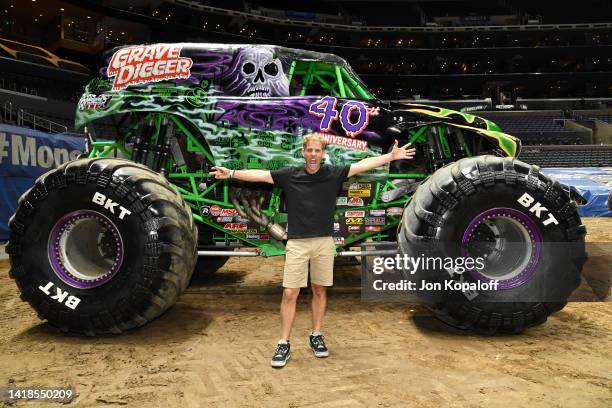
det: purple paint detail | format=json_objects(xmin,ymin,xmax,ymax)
[
  {"xmin": 309, "ymin": 96, "xmax": 339, "ymax": 130},
  {"xmin": 214, "ymin": 98, "xmax": 384, "ymax": 150},
  {"xmin": 220, "ymin": 46, "xmax": 289, "ymax": 97},
  {"xmin": 339, "ymin": 101, "xmax": 368, "ymax": 136},
  {"xmin": 48, "ymin": 210, "xmax": 124, "ymax": 289},
  {"xmin": 216, "ymin": 99, "xmax": 319, "ymax": 132},
  {"xmin": 188, "ymin": 52, "xmax": 234, "ymax": 81},
  {"xmin": 461, "ymin": 207, "xmax": 542, "ymax": 290}
]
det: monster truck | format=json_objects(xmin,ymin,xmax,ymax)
[{"xmin": 6, "ymin": 43, "xmax": 586, "ymax": 336}]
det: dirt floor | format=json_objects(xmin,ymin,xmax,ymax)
[{"xmin": 0, "ymin": 219, "xmax": 611, "ymax": 407}]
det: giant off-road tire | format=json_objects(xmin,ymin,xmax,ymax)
[
  {"xmin": 6, "ymin": 158, "xmax": 198, "ymax": 335},
  {"xmin": 398, "ymin": 155, "xmax": 587, "ymax": 334}
]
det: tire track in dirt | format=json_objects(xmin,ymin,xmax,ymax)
[{"xmin": 0, "ymin": 217, "xmax": 611, "ymax": 407}]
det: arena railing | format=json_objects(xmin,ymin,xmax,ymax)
[{"xmin": 169, "ymin": 0, "xmax": 612, "ymax": 33}]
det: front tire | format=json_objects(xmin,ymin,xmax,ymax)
[
  {"xmin": 6, "ymin": 158, "xmax": 197, "ymax": 335},
  {"xmin": 398, "ymin": 155, "xmax": 586, "ymax": 334}
]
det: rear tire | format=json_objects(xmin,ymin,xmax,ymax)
[
  {"xmin": 398, "ymin": 155, "xmax": 586, "ymax": 334},
  {"xmin": 6, "ymin": 158, "xmax": 197, "ymax": 335}
]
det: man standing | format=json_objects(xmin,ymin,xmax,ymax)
[{"xmin": 211, "ymin": 134, "xmax": 415, "ymax": 368}]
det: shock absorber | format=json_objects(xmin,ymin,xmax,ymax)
[
  {"xmin": 152, "ymin": 118, "xmax": 174, "ymax": 175},
  {"xmin": 132, "ymin": 118, "xmax": 154, "ymax": 164},
  {"xmin": 448, "ymin": 128, "xmax": 466, "ymax": 160},
  {"xmin": 426, "ymin": 126, "xmax": 445, "ymax": 171}
]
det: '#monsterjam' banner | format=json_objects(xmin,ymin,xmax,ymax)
[{"xmin": 0, "ymin": 124, "xmax": 84, "ymax": 240}]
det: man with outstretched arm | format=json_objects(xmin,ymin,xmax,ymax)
[{"xmin": 211, "ymin": 134, "xmax": 415, "ymax": 368}]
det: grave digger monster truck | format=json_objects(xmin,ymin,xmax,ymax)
[{"xmin": 6, "ymin": 43, "xmax": 586, "ymax": 336}]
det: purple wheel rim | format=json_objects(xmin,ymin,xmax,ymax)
[
  {"xmin": 461, "ymin": 207, "xmax": 542, "ymax": 290},
  {"xmin": 47, "ymin": 210, "xmax": 124, "ymax": 289}
]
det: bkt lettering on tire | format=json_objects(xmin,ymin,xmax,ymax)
[
  {"xmin": 399, "ymin": 156, "xmax": 586, "ymax": 334},
  {"xmin": 6, "ymin": 158, "xmax": 197, "ymax": 335}
]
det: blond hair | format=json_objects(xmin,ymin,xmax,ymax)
[{"xmin": 302, "ymin": 133, "xmax": 327, "ymax": 150}]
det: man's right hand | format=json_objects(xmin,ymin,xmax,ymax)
[{"xmin": 210, "ymin": 166, "xmax": 231, "ymax": 179}]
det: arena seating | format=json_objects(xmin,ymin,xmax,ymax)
[
  {"xmin": 587, "ymin": 114, "xmax": 612, "ymax": 124},
  {"xmin": 480, "ymin": 112, "xmax": 592, "ymax": 145},
  {"xmin": 519, "ymin": 145, "xmax": 612, "ymax": 167},
  {"xmin": 482, "ymin": 114, "xmax": 565, "ymax": 132}
]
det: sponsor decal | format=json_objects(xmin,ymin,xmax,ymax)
[
  {"xmin": 247, "ymin": 233, "xmax": 269, "ymax": 240},
  {"xmin": 210, "ymin": 205, "xmax": 222, "ymax": 216},
  {"xmin": 517, "ymin": 193, "xmax": 559, "ymax": 226},
  {"xmin": 348, "ymin": 189, "xmax": 371, "ymax": 198},
  {"xmin": 365, "ymin": 226, "xmax": 382, "ymax": 232},
  {"xmin": 216, "ymin": 216, "xmax": 234, "ymax": 223},
  {"xmin": 200, "ymin": 205, "xmax": 211, "ymax": 217},
  {"xmin": 349, "ymin": 183, "xmax": 371, "ymax": 198},
  {"xmin": 345, "ymin": 210, "xmax": 366, "ymax": 218},
  {"xmin": 348, "ymin": 197, "xmax": 364, "ymax": 206},
  {"xmin": 223, "ymin": 223, "xmax": 248, "ymax": 230},
  {"xmin": 78, "ymin": 93, "xmax": 111, "ymax": 110},
  {"xmin": 349, "ymin": 183, "xmax": 371, "ymax": 190},
  {"xmin": 334, "ymin": 237, "xmax": 345, "ymax": 245},
  {"xmin": 345, "ymin": 217, "xmax": 364, "ymax": 225},
  {"xmin": 348, "ymin": 225, "xmax": 362, "ymax": 233},
  {"xmin": 38, "ymin": 281, "xmax": 81, "ymax": 310},
  {"xmin": 336, "ymin": 197, "xmax": 348, "ymax": 206},
  {"xmin": 234, "ymin": 216, "xmax": 251, "ymax": 223},
  {"xmin": 309, "ymin": 96, "xmax": 380, "ymax": 138},
  {"xmin": 185, "ymin": 79, "xmax": 211, "ymax": 107},
  {"xmin": 220, "ymin": 208, "xmax": 238, "ymax": 216},
  {"xmin": 333, "ymin": 222, "xmax": 340, "ymax": 233},
  {"xmin": 92, "ymin": 192, "xmax": 131, "ymax": 220},
  {"xmin": 365, "ymin": 217, "xmax": 386, "ymax": 226},
  {"xmin": 386, "ymin": 207, "xmax": 404, "ymax": 216},
  {"xmin": 107, "ymin": 44, "xmax": 193, "ymax": 91},
  {"xmin": 369, "ymin": 209, "xmax": 385, "ymax": 217}
]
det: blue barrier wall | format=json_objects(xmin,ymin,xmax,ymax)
[
  {"xmin": 0, "ymin": 124, "xmax": 84, "ymax": 241},
  {"xmin": 542, "ymin": 168, "xmax": 612, "ymax": 217}
]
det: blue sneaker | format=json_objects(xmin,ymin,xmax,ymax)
[
  {"xmin": 309, "ymin": 333, "xmax": 329, "ymax": 358},
  {"xmin": 271, "ymin": 341, "xmax": 291, "ymax": 368}
]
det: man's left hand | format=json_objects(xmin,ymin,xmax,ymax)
[{"xmin": 390, "ymin": 140, "xmax": 417, "ymax": 161}]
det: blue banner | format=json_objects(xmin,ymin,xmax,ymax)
[{"xmin": 0, "ymin": 124, "xmax": 84, "ymax": 240}]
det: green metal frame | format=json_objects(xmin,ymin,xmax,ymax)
[
  {"xmin": 288, "ymin": 60, "xmax": 375, "ymax": 99},
  {"xmin": 86, "ymin": 97, "xmax": 498, "ymax": 256},
  {"xmin": 86, "ymin": 112, "xmax": 442, "ymax": 255}
]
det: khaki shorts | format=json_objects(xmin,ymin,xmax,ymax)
[{"xmin": 283, "ymin": 236, "xmax": 335, "ymax": 288}]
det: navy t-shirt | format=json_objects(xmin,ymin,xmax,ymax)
[{"xmin": 271, "ymin": 164, "xmax": 351, "ymax": 239}]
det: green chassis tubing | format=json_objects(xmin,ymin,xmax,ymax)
[
  {"xmin": 86, "ymin": 113, "xmax": 438, "ymax": 257},
  {"xmin": 288, "ymin": 60, "xmax": 375, "ymax": 99}
]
